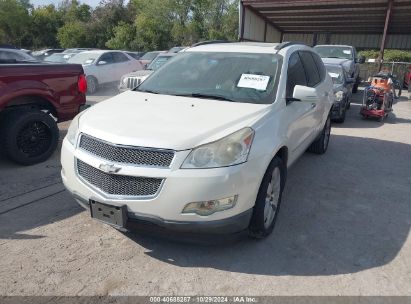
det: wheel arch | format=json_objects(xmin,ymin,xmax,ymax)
[{"xmin": 3, "ymin": 95, "xmax": 58, "ymax": 118}]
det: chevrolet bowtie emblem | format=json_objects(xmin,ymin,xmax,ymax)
[{"xmin": 99, "ymin": 163, "xmax": 121, "ymax": 174}]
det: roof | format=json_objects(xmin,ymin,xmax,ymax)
[
  {"xmin": 188, "ymin": 42, "xmax": 283, "ymax": 53},
  {"xmin": 242, "ymin": 0, "xmax": 411, "ymax": 34}
]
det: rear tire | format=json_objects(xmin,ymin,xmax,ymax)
[
  {"xmin": 0, "ymin": 110, "xmax": 59, "ymax": 165},
  {"xmin": 308, "ymin": 116, "xmax": 331, "ymax": 154},
  {"xmin": 248, "ymin": 156, "xmax": 286, "ymax": 239}
]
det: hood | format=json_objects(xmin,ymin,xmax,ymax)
[
  {"xmin": 123, "ymin": 70, "xmax": 152, "ymax": 78},
  {"xmin": 322, "ymin": 58, "xmax": 353, "ymax": 73},
  {"xmin": 79, "ymin": 91, "xmax": 270, "ymax": 151}
]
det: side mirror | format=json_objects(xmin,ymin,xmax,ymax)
[
  {"xmin": 356, "ymin": 56, "xmax": 365, "ymax": 64},
  {"xmin": 291, "ymin": 85, "xmax": 318, "ymax": 102},
  {"xmin": 98, "ymin": 60, "xmax": 107, "ymax": 65},
  {"xmin": 346, "ymin": 77, "xmax": 355, "ymax": 84},
  {"xmin": 144, "ymin": 64, "xmax": 148, "ymax": 69}
]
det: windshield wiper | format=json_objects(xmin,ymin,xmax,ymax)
[
  {"xmin": 136, "ymin": 89, "xmax": 159, "ymax": 94},
  {"xmin": 174, "ymin": 92, "xmax": 235, "ymax": 102}
]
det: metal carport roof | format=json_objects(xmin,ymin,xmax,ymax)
[{"xmin": 241, "ymin": 0, "xmax": 411, "ymax": 34}]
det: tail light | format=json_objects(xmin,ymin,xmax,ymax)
[{"xmin": 78, "ymin": 74, "xmax": 87, "ymax": 94}]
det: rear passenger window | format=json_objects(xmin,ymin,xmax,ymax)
[
  {"xmin": 286, "ymin": 52, "xmax": 307, "ymax": 98},
  {"xmin": 299, "ymin": 51, "xmax": 321, "ymax": 87},
  {"xmin": 311, "ymin": 52, "xmax": 326, "ymax": 81}
]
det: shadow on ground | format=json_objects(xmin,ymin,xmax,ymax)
[{"xmin": 125, "ymin": 134, "xmax": 411, "ymax": 276}]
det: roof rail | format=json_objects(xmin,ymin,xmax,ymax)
[
  {"xmin": 274, "ymin": 41, "xmax": 307, "ymax": 52},
  {"xmin": 191, "ymin": 40, "xmax": 231, "ymax": 47}
]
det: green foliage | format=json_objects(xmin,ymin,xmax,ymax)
[
  {"xmin": 0, "ymin": 0, "xmax": 30, "ymax": 46},
  {"xmin": 57, "ymin": 21, "xmax": 90, "ymax": 48},
  {"xmin": 359, "ymin": 49, "xmax": 411, "ymax": 62},
  {"xmin": 0, "ymin": 0, "xmax": 240, "ymax": 50},
  {"xmin": 105, "ymin": 21, "xmax": 137, "ymax": 50}
]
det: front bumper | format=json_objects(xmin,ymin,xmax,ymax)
[{"xmin": 61, "ymin": 138, "xmax": 266, "ymax": 233}]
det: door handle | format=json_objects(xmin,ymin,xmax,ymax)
[
  {"xmin": 311, "ymin": 103, "xmax": 317, "ymax": 109},
  {"xmin": 324, "ymin": 92, "xmax": 329, "ymax": 97}
]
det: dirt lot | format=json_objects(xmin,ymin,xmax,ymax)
[{"xmin": 1, "ymin": 88, "xmax": 410, "ymax": 296}]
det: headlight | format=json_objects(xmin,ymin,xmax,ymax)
[
  {"xmin": 121, "ymin": 77, "xmax": 128, "ymax": 85},
  {"xmin": 182, "ymin": 195, "xmax": 238, "ymax": 216},
  {"xmin": 66, "ymin": 114, "xmax": 80, "ymax": 146},
  {"xmin": 181, "ymin": 127, "xmax": 254, "ymax": 169},
  {"xmin": 335, "ymin": 90, "xmax": 344, "ymax": 102}
]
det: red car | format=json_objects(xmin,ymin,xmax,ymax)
[
  {"xmin": 404, "ymin": 65, "xmax": 411, "ymax": 92},
  {"xmin": 0, "ymin": 63, "xmax": 87, "ymax": 165}
]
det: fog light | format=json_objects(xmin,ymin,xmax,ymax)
[{"xmin": 182, "ymin": 195, "xmax": 238, "ymax": 216}]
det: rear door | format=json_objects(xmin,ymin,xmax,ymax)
[
  {"xmin": 299, "ymin": 50, "xmax": 329, "ymax": 137},
  {"xmin": 113, "ymin": 52, "xmax": 132, "ymax": 79},
  {"xmin": 284, "ymin": 51, "xmax": 316, "ymax": 157}
]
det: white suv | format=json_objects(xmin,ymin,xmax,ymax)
[{"xmin": 61, "ymin": 42, "xmax": 334, "ymax": 238}]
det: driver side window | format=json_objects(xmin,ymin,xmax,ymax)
[
  {"xmin": 98, "ymin": 52, "xmax": 114, "ymax": 65},
  {"xmin": 286, "ymin": 52, "xmax": 307, "ymax": 99}
]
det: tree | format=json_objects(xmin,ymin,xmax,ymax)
[
  {"xmin": 0, "ymin": 0, "xmax": 30, "ymax": 47},
  {"xmin": 106, "ymin": 21, "xmax": 138, "ymax": 50},
  {"xmin": 57, "ymin": 21, "xmax": 90, "ymax": 48},
  {"xmin": 29, "ymin": 5, "xmax": 63, "ymax": 48}
]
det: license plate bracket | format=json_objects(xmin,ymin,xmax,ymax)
[{"xmin": 89, "ymin": 200, "xmax": 127, "ymax": 229}]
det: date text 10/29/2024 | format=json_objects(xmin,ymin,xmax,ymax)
[{"xmin": 149, "ymin": 297, "xmax": 258, "ymax": 303}]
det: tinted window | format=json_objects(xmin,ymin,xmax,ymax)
[
  {"xmin": 299, "ymin": 51, "xmax": 321, "ymax": 87},
  {"xmin": 98, "ymin": 52, "xmax": 114, "ymax": 64},
  {"xmin": 311, "ymin": 52, "xmax": 326, "ymax": 81},
  {"xmin": 113, "ymin": 52, "xmax": 129, "ymax": 63},
  {"xmin": 286, "ymin": 52, "xmax": 307, "ymax": 98},
  {"xmin": 0, "ymin": 50, "xmax": 23, "ymax": 60}
]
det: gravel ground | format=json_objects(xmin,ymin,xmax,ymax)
[{"xmin": 0, "ymin": 88, "xmax": 410, "ymax": 296}]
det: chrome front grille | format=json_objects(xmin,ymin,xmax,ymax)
[
  {"xmin": 79, "ymin": 134, "xmax": 174, "ymax": 168},
  {"xmin": 77, "ymin": 159, "xmax": 163, "ymax": 197},
  {"xmin": 126, "ymin": 77, "xmax": 141, "ymax": 89}
]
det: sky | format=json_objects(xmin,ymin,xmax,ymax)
[{"xmin": 31, "ymin": 0, "xmax": 104, "ymax": 7}]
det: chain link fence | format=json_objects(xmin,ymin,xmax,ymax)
[{"xmin": 360, "ymin": 61, "xmax": 411, "ymax": 87}]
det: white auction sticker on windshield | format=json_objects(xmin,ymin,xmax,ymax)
[
  {"xmin": 343, "ymin": 50, "xmax": 352, "ymax": 55},
  {"xmin": 237, "ymin": 74, "xmax": 270, "ymax": 91},
  {"xmin": 328, "ymin": 72, "xmax": 340, "ymax": 78}
]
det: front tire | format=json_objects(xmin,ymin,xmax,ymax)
[
  {"xmin": 87, "ymin": 76, "xmax": 98, "ymax": 94},
  {"xmin": 248, "ymin": 156, "xmax": 286, "ymax": 239},
  {"xmin": 0, "ymin": 110, "xmax": 59, "ymax": 165},
  {"xmin": 308, "ymin": 115, "xmax": 331, "ymax": 154}
]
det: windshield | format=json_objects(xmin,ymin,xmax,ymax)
[
  {"xmin": 140, "ymin": 52, "xmax": 161, "ymax": 61},
  {"xmin": 147, "ymin": 55, "xmax": 173, "ymax": 70},
  {"xmin": 314, "ymin": 46, "xmax": 353, "ymax": 60},
  {"xmin": 136, "ymin": 52, "xmax": 281, "ymax": 104},
  {"xmin": 68, "ymin": 52, "xmax": 99, "ymax": 65},
  {"xmin": 325, "ymin": 65, "xmax": 344, "ymax": 84}
]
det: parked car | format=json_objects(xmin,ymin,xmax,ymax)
[
  {"xmin": 44, "ymin": 53, "xmax": 76, "ymax": 63},
  {"xmin": 139, "ymin": 51, "xmax": 166, "ymax": 67},
  {"xmin": 168, "ymin": 46, "xmax": 186, "ymax": 53},
  {"xmin": 0, "ymin": 48, "xmax": 38, "ymax": 63},
  {"xmin": 324, "ymin": 63, "xmax": 354, "ymax": 123},
  {"xmin": 31, "ymin": 48, "xmax": 64, "ymax": 61},
  {"xmin": 0, "ymin": 63, "xmax": 87, "ymax": 165},
  {"xmin": 67, "ymin": 50, "xmax": 143, "ymax": 94},
  {"xmin": 403, "ymin": 65, "xmax": 411, "ymax": 92},
  {"xmin": 124, "ymin": 51, "xmax": 146, "ymax": 60},
  {"xmin": 63, "ymin": 48, "xmax": 96, "ymax": 54},
  {"xmin": 119, "ymin": 52, "xmax": 177, "ymax": 92},
  {"xmin": 314, "ymin": 45, "xmax": 365, "ymax": 93},
  {"xmin": 61, "ymin": 41, "xmax": 334, "ymax": 238}
]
